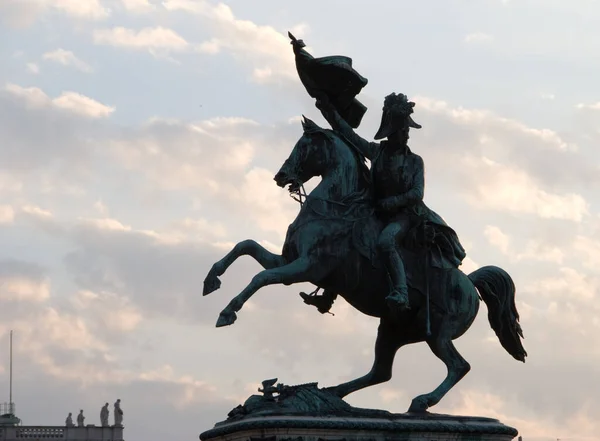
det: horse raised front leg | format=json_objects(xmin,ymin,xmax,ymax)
[
  {"xmin": 216, "ymin": 257, "xmax": 319, "ymax": 327},
  {"xmin": 408, "ymin": 337, "xmax": 471, "ymax": 413},
  {"xmin": 204, "ymin": 240, "xmax": 286, "ymax": 295},
  {"xmin": 327, "ymin": 320, "xmax": 403, "ymax": 398}
]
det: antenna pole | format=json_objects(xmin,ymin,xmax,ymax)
[{"xmin": 9, "ymin": 330, "xmax": 13, "ymax": 412}]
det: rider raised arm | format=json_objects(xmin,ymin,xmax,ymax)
[{"xmin": 316, "ymin": 94, "xmax": 377, "ymax": 161}]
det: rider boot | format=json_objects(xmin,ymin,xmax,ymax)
[
  {"xmin": 382, "ymin": 248, "xmax": 410, "ymax": 312},
  {"xmin": 300, "ymin": 290, "xmax": 337, "ymax": 314}
]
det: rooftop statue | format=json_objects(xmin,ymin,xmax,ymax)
[
  {"xmin": 203, "ymin": 33, "xmax": 526, "ymax": 414},
  {"xmin": 113, "ymin": 399, "xmax": 123, "ymax": 427},
  {"xmin": 65, "ymin": 413, "xmax": 74, "ymax": 427},
  {"xmin": 100, "ymin": 403, "xmax": 109, "ymax": 427},
  {"xmin": 77, "ymin": 410, "xmax": 85, "ymax": 427}
]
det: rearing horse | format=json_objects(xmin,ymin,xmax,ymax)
[{"xmin": 203, "ymin": 117, "xmax": 527, "ymax": 412}]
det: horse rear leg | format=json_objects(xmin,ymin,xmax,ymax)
[
  {"xmin": 328, "ymin": 320, "xmax": 403, "ymax": 398},
  {"xmin": 204, "ymin": 240, "xmax": 286, "ymax": 295},
  {"xmin": 408, "ymin": 336, "xmax": 471, "ymax": 412},
  {"xmin": 216, "ymin": 257, "xmax": 324, "ymax": 327}
]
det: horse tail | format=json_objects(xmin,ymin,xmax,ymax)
[{"xmin": 468, "ymin": 265, "xmax": 527, "ymax": 362}]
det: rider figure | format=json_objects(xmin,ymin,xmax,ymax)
[{"xmin": 309, "ymin": 92, "xmax": 425, "ymax": 313}]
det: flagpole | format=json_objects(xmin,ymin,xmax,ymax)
[{"xmin": 9, "ymin": 330, "xmax": 13, "ymax": 412}]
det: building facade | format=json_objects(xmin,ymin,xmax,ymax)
[{"xmin": 0, "ymin": 425, "xmax": 124, "ymax": 441}]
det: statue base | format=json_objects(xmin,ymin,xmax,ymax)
[
  {"xmin": 200, "ymin": 414, "xmax": 517, "ymax": 441},
  {"xmin": 199, "ymin": 381, "xmax": 518, "ymax": 441}
]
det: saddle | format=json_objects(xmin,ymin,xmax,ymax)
[{"xmin": 352, "ymin": 215, "xmax": 459, "ymax": 312}]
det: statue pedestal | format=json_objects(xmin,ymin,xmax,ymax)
[
  {"xmin": 200, "ymin": 414, "xmax": 518, "ymax": 441},
  {"xmin": 200, "ymin": 382, "xmax": 518, "ymax": 441}
]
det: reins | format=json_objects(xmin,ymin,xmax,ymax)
[{"xmin": 289, "ymin": 184, "xmax": 308, "ymax": 206}]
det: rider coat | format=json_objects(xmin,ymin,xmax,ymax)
[
  {"xmin": 370, "ymin": 142, "xmax": 426, "ymax": 221},
  {"xmin": 316, "ymin": 96, "xmax": 466, "ymax": 268},
  {"xmin": 369, "ymin": 141, "xmax": 466, "ymax": 267}
]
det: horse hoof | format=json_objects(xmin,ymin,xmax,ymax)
[
  {"xmin": 203, "ymin": 273, "xmax": 222, "ymax": 296},
  {"xmin": 216, "ymin": 311, "xmax": 237, "ymax": 327},
  {"xmin": 407, "ymin": 396, "xmax": 429, "ymax": 413}
]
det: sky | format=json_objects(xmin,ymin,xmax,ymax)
[{"xmin": 1, "ymin": 0, "xmax": 600, "ymax": 440}]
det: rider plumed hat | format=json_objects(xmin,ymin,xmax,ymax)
[{"xmin": 374, "ymin": 93, "xmax": 422, "ymax": 140}]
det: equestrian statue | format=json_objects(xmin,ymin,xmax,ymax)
[{"xmin": 203, "ymin": 33, "xmax": 526, "ymax": 413}]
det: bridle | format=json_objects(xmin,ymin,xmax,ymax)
[{"xmin": 288, "ymin": 183, "xmax": 308, "ymax": 206}]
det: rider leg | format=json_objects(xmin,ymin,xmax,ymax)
[{"xmin": 377, "ymin": 218, "xmax": 411, "ymax": 310}]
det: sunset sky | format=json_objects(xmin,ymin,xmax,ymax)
[{"xmin": 1, "ymin": 1, "xmax": 600, "ymax": 440}]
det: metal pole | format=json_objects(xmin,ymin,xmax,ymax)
[
  {"xmin": 423, "ymin": 223, "xmax": 431, "ymax": 337},
  {"xmin": 9, "ymin": 330, "xmax": 13, "ymax": 413}
]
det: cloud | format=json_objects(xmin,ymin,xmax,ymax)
[
  {"xmin": 71, "ymin": 290, "xmax": 143, "ymax": 332},
  {"xmin": 3, "ymin": 365, "xmax": 229, "ymax": 440},
  {"xmin": 43, "ymin": 49, "xmax": 93, "ymax": 73},
  {"xmin": 464, "ymin": 32, "xmax": 494, "ymax": 43},
  {"xmin": 106, "ymin": 117, "xmax": 257, "ymax": 188},
  {"xmin": 22, "ymin": 205, "xmax": 53, "ymax": 219},
  {"xmin": 170, "ymin": 218, "xmax": 228, "ymax": 240},
  {"xmin": 484, "ymin": 225, "xmax": 510, "ymax": 254},
  {"xmin": 91, "ymin": 2, "xmax": 307, "ymax": 76},
  {"xmin": 514, "ymin": 240, "xmax": 564, "ymax": 264},
  {"xmin": 0, "ymin": 260, "xmax": 50, "ymax": 302},
  {"xmin": 162, "ymin": 0, "xmax": 304, "ymax": 82},
  {"xmin": 54, "ymin": 217, "xmax": 227, "ymax": 324},
  {"xmin": 461, "ymin": 156, "xmax": 589, "ymax": 221},
  {"xmin": 0, "ymin": 206, "xmax": 15, "ymax": 224},
  {"xmin": 47, "ymin": 0, "xmax": 109, "ymax": 19},
  {"xmin": 5, "ymin": 83, "xmax": 50, "ymax": 108},
  {"xmin": 51, "ymin": 215, "xmax": 379, "ymax": 392},
  {"xmin": 5, "ymin": 83, "xmax": 114, "ymax": 118},
  {"xmin": 483, "ymin": 225, "xmax": 565, "ymax": 264},
  {"xmin": 52, "ymin": 92, "xmax": 115, "ymax": 118},
  {"xmin": 120, "ymin": 0, "xmax": 155, "ymax": 13},
  {"xmin": 0, "ymin": 83, "xmax": 113, "ymax": 178},
  {"xmin": 0, "ymin": 0, "xmax": 109, "ymax": 28},
  {"xmin": 576, "ymin": 101, "xmax": 600, "ymax": 110},
  {"xmin": 102, "ymin": 116, "xmax": 299, "ymax": 240},
  {"xmin": 0, "ymin": 239, "xmax": 229, "ymax": 427},
  {"xmin": 524, "ymin": 267, "xmax": 596, "ymax": 301},
  {"xmin": 413, "ymin": 96, "xmax": 598, "ymax": 223},
  {"xmin": 77, "ymin": 217, "xmax": 131, "ymax": 232},
  {"xmin": 26, "ymin": 63, "xmax": 40, "ymax": 74},
  {"xmin": 0, "ymin": 81, "xmax": 296, "ymax": 240},
  {"xmin": 417, "ymin": 97, "xmax": 576, "ymax": 152},
  {"xmin": 93, "ymin": 26, "xmax": 189, "ymax": 53},
  {"xmin": 0, "ymin": 284, "xmax": 230, "ymax": 437},
  {"xmin": 438, "ymin": 389, "xmax": 600, "ymax": 441},
  {"xmin": 573, "ymin": 235, "xmax": 600, "ymax": 270}
]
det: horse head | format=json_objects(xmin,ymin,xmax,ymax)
[{"xmin": 274, "ymin": 116, "xmax": 333, "ymax": 192}]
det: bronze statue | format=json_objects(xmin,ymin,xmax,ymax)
[
  {"xmin": 203, "ymin": 34, "xmax": 526, "ymax": 413},
  {"xmin": 314, "ymin": 91, "xmax": 466, "ymax": 315}
]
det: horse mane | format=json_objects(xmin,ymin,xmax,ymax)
[{"xmin": 301, "ymin": 116, "xmax": 371, "ymax": 187}]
